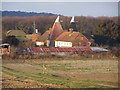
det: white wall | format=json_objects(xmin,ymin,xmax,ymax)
[
  {"xmin": 36, "ymin": 42, "xmax": 44, "ymax": 46},
  {"xmin": 55, "ymin": 41, "xmax": 72, "ymax": 47}
]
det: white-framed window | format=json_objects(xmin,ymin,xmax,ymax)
[{"xmin": 55, "ymin": 41, "xmax": 72, "ymax": 47}]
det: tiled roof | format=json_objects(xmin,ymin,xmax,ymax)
[
  {"xmin": 31, "ymin": 33, "xmax": 41, "ymax": 42},
  {"xmin": 39, "ymin": 16, "xmax": 63, "ymax": 42},
  {"xmin": 56, "ymin": 31, "xmax": 90, "ymax": 46},
  {"xmin": 39, "ymin": 30, "xmax": 51, "ymax": 42},
  {"xmin": 26, "ymin": 34, "xmax": 32, "ymax": 40},
  {"xmin": 38, "ymin": 16, "xmax": 91, "ymax": 47}
]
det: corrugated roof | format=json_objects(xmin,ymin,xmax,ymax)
[
  {"xmin": 91, "ymin": 47, "xmax": 109, "ymax": 52},
  {"xmin": 16, "ymin": 37, "xmax": 29, "ymax": 42},
  {"xmin": 29, "ymin": 46, "xmax": 91, "ymax": 52},
  {"xmin": 6, "ymin": 30, "xmax": 26, "ymax": 37}
]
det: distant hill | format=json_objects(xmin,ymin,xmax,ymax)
[{"xmin": 1, "ymin": 11, "xmax": 57, "ymax": 17}]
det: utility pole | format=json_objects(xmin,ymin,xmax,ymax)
[{"xmin": 33, "ymin": 21, "xmax": 36, "ymax": 33}]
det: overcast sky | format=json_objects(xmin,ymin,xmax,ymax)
[{"xmin": 2, "ymin": 2, "xmax": 118, "ymax": 17}]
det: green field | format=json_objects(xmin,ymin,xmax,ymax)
[{"xmin": 2, "ymin": 58, "xmax": 119, "ymax": 88}]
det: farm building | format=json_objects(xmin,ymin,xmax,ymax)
[
  {"xmin": 37, "ymin": 16, "xmax": 92, "ymax": 47},
  {"xmin": 35, "ymin": 30, "xmax": 51, "ymax": 46},
  {"xmin": 0, "ymin": 43, "xmax": 10, "ymax": 55},
  {"xmin": 6, "ymin": 30, "xmax": 29, "ymax": 42},
  {"xmin": 6, "ymin": 30, "xmax": 26, "ymax": 37},
  {"xmin": 5, "ymin": 16, "xmax": 93, "ymax": 48},
  {"xmin": 55, "ymin": 30, "xmax": 91, "ymax": 47},
  {"xmin": 6, "ymin": 29, "xmax": 41, "ymax": 43},
  {"xmin": 31, "ymin": 29, "xmax": 41, "ymax": 42},
  {"xmin": 3, "ymin": 17, "xmax": 110, "ymax": 57},
  {"xmin": 36, "ymin": 16, "xmax": 64, "ymax": 47},
  {"xmin": 26, "ymin": 29, "xmax": 41, "ymax": 42}
]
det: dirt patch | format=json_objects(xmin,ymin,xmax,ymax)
[{"xmin": 2, "ymin": 73, "xmax": 61, "ymax": 88}]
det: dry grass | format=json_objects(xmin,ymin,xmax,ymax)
[{"xmin": 2, "ymin": 58, "xmax": 119, "ymax": 88}]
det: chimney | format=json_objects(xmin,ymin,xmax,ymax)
[{"xmin": 35, "ymin": 29, "xmax": 38, "ymax": 33}]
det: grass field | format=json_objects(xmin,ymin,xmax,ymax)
[{"xmin": 2, "ymin": 58, "xmax": 119, "ymax": 88}]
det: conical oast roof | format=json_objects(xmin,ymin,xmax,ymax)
[
  {"xmin": 50, "ymin": 16, "xmax": 63, "ymax": 40},
  {"xmin": 70, "ymin": 16, "xmax": 75, "ymax": 23}
]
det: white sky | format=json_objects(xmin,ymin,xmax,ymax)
[{"xmin": 2, "ymin": 2, "xmax": 118, "ymax": 17}]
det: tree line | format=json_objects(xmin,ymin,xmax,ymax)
[
  {"xmin": 2, "ymin": 16, "xmax": 119, "ymax": 47},
  {"xmin": 1, "ymin": 11, "xmax": 56, "ymax": 17}
]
